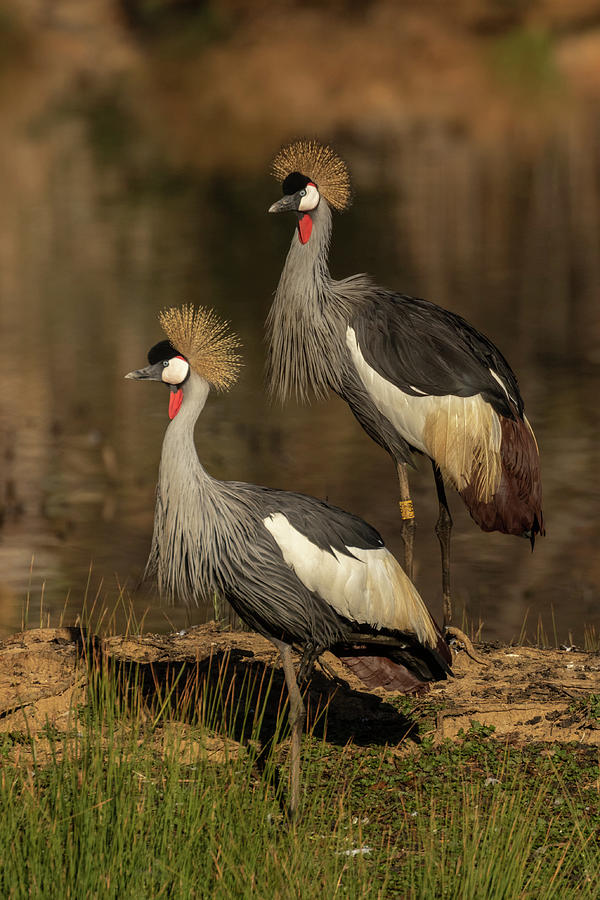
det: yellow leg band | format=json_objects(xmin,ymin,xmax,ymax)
[{"xmin": 398, "ymin": 500, "xmax": 415, "ymax": 520}]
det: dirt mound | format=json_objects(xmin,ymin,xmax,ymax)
[
  {"xmin": 1, "ymin": 625, "xmax": 599, "ymax": 746},
  {"xmin": 0, "ymin": 627, "xmax": 87, "ymax": 736},
  {"xmin": 436, "ymin": 643, "xmax": 600, "ymax": 743}
]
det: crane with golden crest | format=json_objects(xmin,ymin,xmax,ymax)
[
  {"xmin": 267, "ymin": 140, "xmax": 544, "ymax": 631},
  {"xmin": 126, "ymin": 304, "xmax": 451, "ymax": 818}
]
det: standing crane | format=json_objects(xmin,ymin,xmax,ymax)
[
  {"xmin": 267, "ymin": 140, "xmax": 544, "ymax": 630},
  {"xmin": 126, "ymin": 304, "xmax": 452, "ymax": 818}
]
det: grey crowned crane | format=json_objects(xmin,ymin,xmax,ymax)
[
  {"xmin": 125, "ymin": 304, "xmax": 452, "ymax": 818},
  {"xmin": 267, "ymin": 140, "xmax": 544, "ymax": 630}
]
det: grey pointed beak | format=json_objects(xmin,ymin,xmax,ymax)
[
  {"xmin": 124, "ymin": 362, "xmax": 164, "ymax": 381},
  {"xmin": 268, "ymin": 193, "xmax": 301, "ymax": 214}
]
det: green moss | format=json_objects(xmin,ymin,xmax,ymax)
[{"xmin": 489, "ymin": 27, "xmax": 563, "ymax": 98}]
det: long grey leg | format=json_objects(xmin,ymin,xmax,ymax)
[
  {"xmin": 272, "ymin": 640, "xmax": 305, "ymax": 821},
  {"xmin": 396, "ymin": 462, "xmax": 416, "ymax": 581},
  {"xmin": 432, "ymin": 462, "xmax": 453, "ymax": 628}
]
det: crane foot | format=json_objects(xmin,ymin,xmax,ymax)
[{"xmin": 444, "ymin": 626, "xmax": 490, "ymax": 667}]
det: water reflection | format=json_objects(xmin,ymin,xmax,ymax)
[{"xmin": 0, "ymin": 120, "xmax": 598, "ymax": 642}]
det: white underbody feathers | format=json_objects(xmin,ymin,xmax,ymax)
[{"xmin": 263, "ymin": 512, "xmax": 437, "ymax": 647}]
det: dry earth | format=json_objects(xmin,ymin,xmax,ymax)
[{"xmin": 1, "ymin": 625, "xmax": 599, "ymax": 756}]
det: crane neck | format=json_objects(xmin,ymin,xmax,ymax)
[
  {"xmin": 147, "ymin": 372, "xmax": 227, "ymax": 604},
  {"xmin": 266, "ymin": 198, "xmax": 368, "ymax": 403},
  {"xmin": 279, "ymin": 198, "xmax": 334, "ymax": 294},
  {"xmin": 160, "ymin": 372, "xmax": 210, "ymax": 480}
]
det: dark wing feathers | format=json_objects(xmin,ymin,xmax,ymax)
[
  {"xmin": 353, "ymin": 292, "xmax": 524, "ymax": 419},
  {"xmin": 238, "ymin": 483, "xmax": 384, "ymax": 558}
]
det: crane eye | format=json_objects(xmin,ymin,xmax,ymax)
[
  {"xmin": 299, "ymin": 189, "xmax": 306, "ymax": 197},
  {"xmin": 162, "ymin": 360, "xmax": 170, "ymax": 367}
]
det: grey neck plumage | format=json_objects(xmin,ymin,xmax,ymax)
[
  {"xmin": 145, "ymin": 373, "xmax": 250, "ymax": 605},
  {"xmin": 266, "ymin": 199, "xmax": 374, "ymax": 403}
]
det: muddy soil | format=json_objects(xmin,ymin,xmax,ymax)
[{"xmin": 1, "ymin": 625, "xmax": 599, "ymax": 749}]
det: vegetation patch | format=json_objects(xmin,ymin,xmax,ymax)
[{"xmin": 1, "ymin": 626, "xmax": 599, "ymax": 896}]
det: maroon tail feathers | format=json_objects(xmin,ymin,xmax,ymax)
[
  {"xmin": 337, "ymin": 633, "xmax": 452, "ymax": 694},
  {"xmin": 460, "ymin": 414, "xmax": 544, "ymax": 545},
  {"xmin": 337, "ymin": 656, "xmax": 432, "ymax": 694}
]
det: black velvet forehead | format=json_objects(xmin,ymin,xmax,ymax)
[
  {"xmin": 282, "ymin": 172, "xmax": 312, "ymax": 196},
  {"xmin": 147, "ymin": 339, "xmax": 180, "ymax": 365}
]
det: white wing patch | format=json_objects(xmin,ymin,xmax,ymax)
[
  {"xmin": 263, "ymin": 512, "xmax": 437, "ymax": 647},
  {"xmin": 346, "ymin": 327, "xmax": 502, "ymax": 501}
]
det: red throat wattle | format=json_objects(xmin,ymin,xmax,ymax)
[
  {"xmin": 297, "ymin": 214, "xmax": 312, "ymax": 244},
  {"xmin": 168, "ymin": 388, "xmax": 183, "ymax": 419}
]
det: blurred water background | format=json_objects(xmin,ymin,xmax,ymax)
[{"xmin": 0, "ymin": 0, "xmax": 599, "ymax": 641}]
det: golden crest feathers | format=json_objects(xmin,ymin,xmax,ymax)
[
  {"xmin": 158, "ymin": 304, "xmax": 242, "ymax": 391},
  {"xmin": 271, "ymin": 140, "xmax": 351, "ymax": 211}
]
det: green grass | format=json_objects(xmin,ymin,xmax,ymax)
[
  {"xmin": 0, "ymin": 645, "xmax": 598, "ymax": 898},
  {"xmin": 366, "ymin": 717, "xmax": 600, "ymax": 897},
  {"xmin": 0, "ymin": 649, "xmax": 383, "ymax": 898},
  {"xmin": 1, "ymin": 735, "xmax": 366, "ymax": 898}
]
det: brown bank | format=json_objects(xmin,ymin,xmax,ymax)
[{"xmin": 1, "ymin": 625, "xmax": 599, "ymax": 752}]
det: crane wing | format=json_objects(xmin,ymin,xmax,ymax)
[
  {"xmin": 351, "ymin": 292, "xmax": 524, "ymax": 419},
  {"xmin": 257, "ymin": 491, "xmax": 438, "ymax": 647}
]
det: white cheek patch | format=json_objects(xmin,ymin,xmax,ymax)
[
  {"xmin": 162, "ymin": 356, "xmax": 189, "ymax": 385},
  {"xmin": 298, "ymin": 183, "xmax": 320, "ymax": 212}
]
